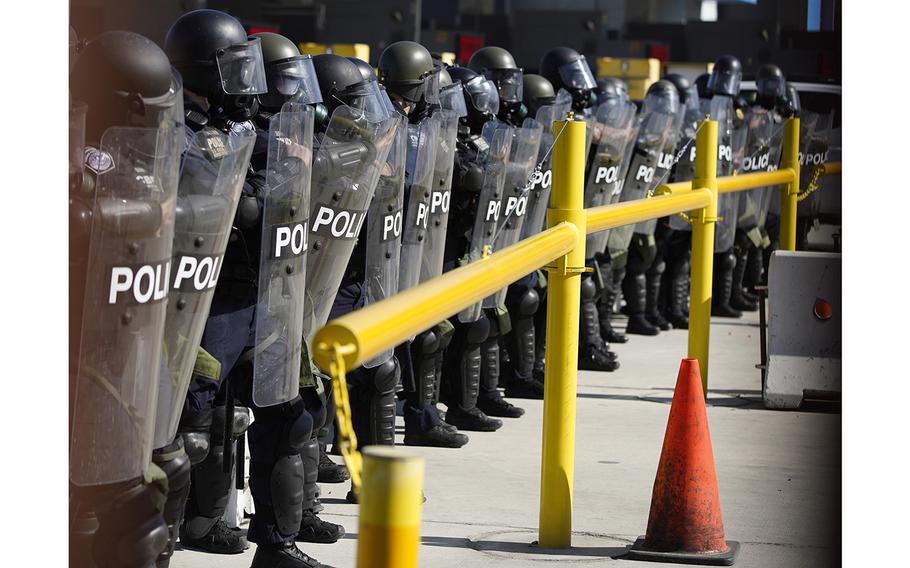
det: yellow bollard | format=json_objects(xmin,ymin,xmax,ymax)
[
  {"xmin": 356, "ymin": 447, "xmax": 425, "ymax": 568},
  {"xmin": 686, "ymin": 119, "xmax": 718, "ymax": 395},
  {"xmin": 778, "ymin": 117, "xmax": 801, "ymax": 251},
  {"xmin": 538, "ymin": 115, "xmax": 586, "ymax": 548}
]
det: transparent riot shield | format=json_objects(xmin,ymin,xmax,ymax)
[
  {"xmin": 457, "ymin": 121, "xmax": 513, "ymax": 323},
  {"xmin": 735, "ymin": 107, "xmax": 775, "ymax": 235},
  {"xmin": 711, "ymin": 96, "xmax": 739, "ymax": 253},
  {"xmin": 362, "ymin": 115, "xmax": 407, "ymax": 367},
  {"xmin": 399, "ymin": 114, "xmax": 441, "ymax": 292},
  {"xmin": 583, "ymin": 99, "xmax": 638, "ymax": 257},
  {"xmin": 633, "ymin": 110, "xmax": 682, "ymax": 236},
  {"xmin": 303, "ymin": 105, "xmax": 399, "ymax": 346},
  {"xmin": 154, "ymin": 128, "xmax": 256, "ymax": 448},
  {"xmin": 521, "ymin": 90, "xmax": 572, "ymax": 240},
  {"xmin": 756, "ymin": 119, "xmax": 785, "ymax": 230},
  {"xmin": 607, "ymin": 109, "xmax": 676, "ymax": 256},
  {"xmin": 668, "ymin": 86, "xmax": 704, "ymax": 231},
  {"xmin": 482, "ymin": 117, "xmax": 543, "ymax": 309},
  {"xmin": 421, "ymin": 108, "xmax": 461, "ymax": 282},
  {"xmin": 252, "ymin": 103, "xmax": 315, "ymax": 407},
  {"xmin": 797, "ymin": 111, "xmax": 833, "ymax": 220},
  {"xmin": 70, "ymin": 123, "xmax": 182, "ymax": 486}
]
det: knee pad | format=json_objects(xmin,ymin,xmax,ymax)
[
  {"xmin": 517, "ymin": 288, "xmax": 539, "ymax": 317},
  {"xmin": 580, "ymin": 274, "xmax": 598, "ymax": 302},
  {"xmin": 435, "ymin": 320, "xmax": 455, "ymax": 351},
  {"xmin": 94, "ymin": 483, "xmax": 169, "ymax": 568},
  {"xmin": 717, "ymin": 251, "xmax": 736, "ymax": 271},
  {"xmin": 646, "ymin": 258, "xmax": 666, "ymax": 278},
  {"xmin": 180, "ymin": 431, "xmax": 211, "ymax": 466},
  {"xmin": 281, "ymin": 397, "xmax": 313, "ymax": 455},
  {"xmin": 417, "ymin": 328, "xmax": 439, "ymax": 356},
  {"xmin": 372, "ymin": 357, "xmax": 400, "ymax": 394},
  {"xmin": 464, "ymin": 315, "xmax": 490, "ymax": 346},
  {"xmin": 269, "ymin": 454, "xmax": 304, "ymax": 536}
]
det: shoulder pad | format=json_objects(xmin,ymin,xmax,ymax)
[{"xmin": 185, "ymin": 109, "xmax": 209, "ymax": 132}]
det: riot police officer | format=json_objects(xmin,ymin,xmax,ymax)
[
  {"xmin": 164, "ymin": 9, "xmax": 266, "ymax": 556},
  {"xmin": 70, "ymin": 30, "xmax": 184, "ymax": 568},
  {"xmin": 468, "ymin": 46, "xmax": 527, "ymax": 126},
  {"xmin": 539, "ymin": 47, "xmax": 619, "ymax": 371}
]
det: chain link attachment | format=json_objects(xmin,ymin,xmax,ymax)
[
  {"xmin": 326, "ymin": 342, "xmax": 363, "ymax": 494},
  {"xmin": 796, "ymin": 164, "xmax": 825, "ymax": 203}
]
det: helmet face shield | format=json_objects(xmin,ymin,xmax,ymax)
[
  {"xmin": 335, "ymin": 79, "xmax": 394, "ymax": 122},
  {"xmin": 128, "ymin": 69, "xmax": 185, "ymax": 131},
  {"xmin": 558, "ymin": 56, "xmax": 596, "ymax": 91},
  {"xmin": 484, "ymin": 68, "xmax": 523, "ymax": 103},
  {"xmin": 271, "ymin": 55, "xmax": 323, "ymax": 104},
  {"xmin": 707, "ymin": 69, "xmax": 741, "ymax": 98},
  {"xmin": 464, "ymin": 76, "xmax": 500, "ymax": 116},
  {"xmin": 756, "ymin": 74, "xmax": 785, "ymax": 100},
  {"xmin": 440, "ymin": 82, "xmax": 468, "ymax": 117},
  {"xmin": 216, "ymin": 37, "xmax": 268, "ymax": 95},
  {"xmin": 423, "ymin": 66, "xmax": 441, "ymax": 105}
]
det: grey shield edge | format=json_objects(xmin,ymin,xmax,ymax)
[
  {"xmin": 302, "ymin": 104, "xmax": 399, "ymax": 349},
  {"xmin": 457, "ymin": 120, "xmax": 513, "ymax": 323},
  {"xmin": 399, "ymin": 113, "xmax": 441, "ymax": 293},
  {"xmin": 252, "ymin": 103, "xmax": 315, "ymax": 408},
  {"xmin": 584, "ymin": 99, "xmax": 639, "ymax": 258},
  {"xmin": 154, "ymin": 127, "xmax": 256, "ymax": 447},
  {"xmin": 483, "ymin": 116, "xmax": 543, "ymax": 309},
  {"xmin": 708, "ymin": 96, "xmax": 739, "ymax": 253},
  {"xmin": 71, "ymin": 123, "xmax": 182, "ymax": 486},
  {"xmin": 362, "ymin": 114, "xmax": 407, "ymax": 368}
]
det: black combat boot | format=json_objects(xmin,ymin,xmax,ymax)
[
  {"xmin": 712, "ymin": 252, "xmax": 743, "ymax": 318},
  {"xmin": 645, "ymin": 259, "xmax": 672, "ymax": 330},
  {"xmin": 730, "ymin": 248, "xmax": 758, "ymax": 312},
  {"xmin": 623, "ymin": 271, "xmax": 660, "ymax": 335},
  {"xmin": 250, "ymin": 541, "xmax": 334, "ymax": 568}
]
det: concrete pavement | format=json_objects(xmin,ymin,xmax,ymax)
[{"xmin": 172, "ymin": 309, "xmax": 840, "ymax": 567}]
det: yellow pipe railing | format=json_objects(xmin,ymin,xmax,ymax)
[
  {"xmin": 312, "ymin": 112, "xmax": 844, "ymax": 559},
  {"xmin": 312, "ymin": 222, "xmax": 578, "ymax": 370}
]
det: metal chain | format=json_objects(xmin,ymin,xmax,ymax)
[
  {"xmin": 328, "ymin": 345, "xmax": 363, "ymax": 493},
  {"xmin": 646, "ymin": 119, "xmax": 706, "ymax": 200},
  {"xmin": 796, "ymin": 164, "xmax": 825, "ymax": 202}
]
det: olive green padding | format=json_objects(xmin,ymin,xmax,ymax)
[
  {"xmin": 468, "ymin": 46, "xmax": 518, "ymax": 72},
  {"xmin": 251, "ymin": 32, "xmax": 300, "ymax": 64},
  {"xmin": 378, "ymin": 41, "xmax": 434, "ymax": 84},
  {"xmin": 536, "ymin": 269, "xmax": 548, "ymax": 289},
  {"xmin": 299, "ymin": 340, "xmax": 316, "ymax": 389},
  {"xmin": 143, "ymin": 462, "xmax": 169, "ymax": 513},
  {"xmin": 494, "ymin": 305, "xmax": 512, "ymax": 336},
  {"xmin": 434, "ymin": 319, "xmax": 455, "ymax": 340},
  {"xmin": 192, "ymin": 347, "xmax": 221, "ymax": 383}
]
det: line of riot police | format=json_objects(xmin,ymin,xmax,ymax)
[{"xmin": 69, "ymin": 10, "xmax": 832, "ymax": 567}]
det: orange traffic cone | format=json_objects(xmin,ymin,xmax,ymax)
[{"xmin": 627, "ymin": 358, "xmax": 740, "ymax": 565}]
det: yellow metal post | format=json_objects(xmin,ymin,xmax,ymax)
[
  {"xmin": 356, "ymin": 447, "xmax": 424, "ymax": 568},
  {"xmin": 538, "ymin": 116, "xmax": 586, "ymax": 548},
  {"xmin": 779, "ymin": 117, "xmax": 801, "ymax": 251},
  {"xmin": 686, "ymin": 119, "xmax": 718, "ymax": 394}
]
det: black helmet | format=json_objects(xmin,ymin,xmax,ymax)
[
  {"xmin": 468, "ymin": 46, "xmax": 523, "ymax": 104},
  {"xmin": 596, "ymin": 77, "xmax": 629, "ymax": 106},
  {"xmin": 252, "ymin": 32, "xmax": 322, "ymax": 112},
  {"xmin": 71, "ymin": 31, "xmax": 183, "ymax": 144},
  {"xmin": 313, "ymin": 53, "xmax": 392, "ymax": 122},
  {"xmin": 642, "ymin": 80, "xmax": 679, "ymax": 117},
  {"xmin": 694, "ymin": 73, "xmax": 711, "ymax": 99},
  {"xmin": 448, "ymin": 66, "xmax": 498, "ymax": 133},
  {"xmin": 707, "ymin": 55, "xmax": 742, "ymax": 98},
  {"xmin": 522, "ymin": 74, "xmax": 556, "ymax": 117},
  {"xmin": 539, "ymin": 47, "xmax": 597, "ymax": 110},
  {"xmin": 755, "ymin": 64, "xmax": 785, "ymax": 109},
  {"xmin": 347, "ymin": 56, "xmax": 377, "ymax": 83},
  {"xmin": 662, "ymin": 74, "xmax": 691, "ymax": 104},
  {"xmin": 377, "ymin": 41, "xmax": 436, "ymax": 103},
  {"xmin": 165, "ymin": 9, "xmax": 267, "ymax": 121}
]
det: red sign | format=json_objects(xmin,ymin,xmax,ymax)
[{"xmin": 457, "ymin": 34, "xmax": 484, "ymax": 66}]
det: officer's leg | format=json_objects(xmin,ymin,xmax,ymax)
[
  {"xmin": 478, "ymin": 308, "xmax": 526, "ymax": 416},
  {"xmin": 349, "ymin": 357, "xmax": 399, "ymax": 447},
  {"xmin": 442, "ymin": 313, "xmax": 502, "ymax": 431},
  {"xmin": 663, "ymin": 230, "xmax": 691, "ymax": 329},
  {"xmin": 624, "ymin": 234, "xmax": 660, "ymax": 336},
  {"xmin": 596, "ymin": 254, "xmax": 628, "ymax": 344},
  {"xmin": 645, "ymin": 257, "xmax": 670, "ymax": 330},
  {"xmin": 578, "ymin": 272, "xmax": 621, "ymax": 371},
  {"xmin": 730, "ymin": 230, "xmax": 759, "ymax": 312},
  {"xmin": 532, "ymin": 279, "xmax": 548, "ymax": 382},
  {"xmin": 404, "ymin": 327, "xmax": 468, "ymax": 448},
  {"xmin": 712, "ymin": 250, "xmax": 743, "ymax": 318},
  {"xmin": 500, "ymin": 275, "xmax": 544, "ymax": 400},
  {"xmin": 151, "ymin": 438, "xmax": 191, "ymax": 568},
  {"xmin": 83, "ymin": 480, "xmax": 169, "ymax": 568},
  {"xmin": 297, "ymin": 386, "xmax": 345, "ymax": 544}
]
